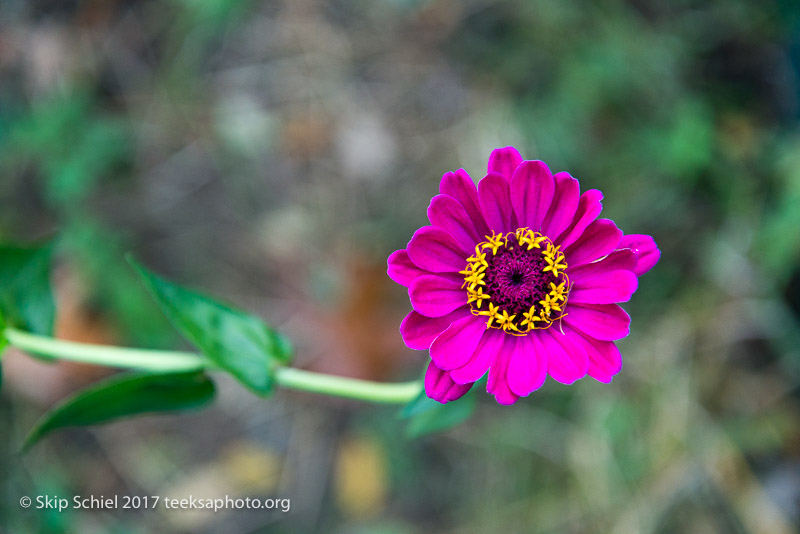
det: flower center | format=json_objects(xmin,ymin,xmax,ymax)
[{"xmin": 460, "ymin": 228, "xmax": 571, "ymax": 335}]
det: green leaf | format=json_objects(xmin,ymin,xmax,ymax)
[
  {"xmin": 128, "ymin": 256, "xmax": 292, "ymax": 395},
  {"xmin": 0, "ymin": 313, "xmax": 5, "ymax": 393},
  {"xmin": 23, "ymin": 371, "xmax": 215, "ymax": 452},
  {"xmin": 0, "ymin": 243, "xmax": 55, "ymax": 336},
  {"xmin": 0, "ymin": 311, "xmax": 7, "ymax": 354},
  {"xmin": 0, "ymin": 312, "xmax": 4, "ymax": 393},
  {"xmin": 400, "ymin": 386, "xmax": 439, "ymax": 418},
  {"xmin": 401, "ymin": 387, "xmax": 477, "ymax": 438}
]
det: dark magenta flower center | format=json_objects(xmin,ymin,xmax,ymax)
[{"xmin": 461, "ymin": 228, "xmax": 570, "ymax": 334}]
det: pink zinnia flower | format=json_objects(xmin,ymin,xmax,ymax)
[{"xmin": 388, "ymin": 147, "xmax": 660, "ymax": 405}]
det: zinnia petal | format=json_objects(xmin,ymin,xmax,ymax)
[
  {"xmin": 543, "ymin": 328, "xmax": 589, "ymax": 384},
  {"xmin": 619, "ymin": 234, "xmax": 660, "ymax": 276},
  {"xmin": 487, "ymin": 146, "xmax": 523, "ymax": 182},
  {"xmin": 409, "ymin": 275, "xmax": 467, "ymax": 317},
  {"xmin": 564, "ymin": 303, "xmax": 631, "ymax": 341},
  {"xmin": 407, "ymin": 226, "xmax": 467, "ymax": 272},
  {"xmin": 427, "ymin": 194, "xmax": 481, "ymax": 251},
  {"xmin": 541, "ymin": 172, "xmax": 580, "ymax": 240},
  {"xmin": 478, "ymin": 172, "xmax": 517, "ymax": 233},
  {"xmin": 450, "ymin": 329, "xmax": 500, "ymax": 385},
  {"xmin": 564, "ymin": 219, "xmax": 622, "ymax": 267},
  {"xmin": 564, "ymin": 325, "xmax": 622, "ymax": 383},
  {"xmin": 387, "ymin": 249, "xmax": 427, "ymax": 287},
  {"xmin": 568, "ymin": 249, "xmax": 637, "ymax": 280},
  {"xmin": 487, "ymin": 347, "xmax": 520, "ymax": 405},
  {"xmin": 510, "ymin": 160, "xmax": 555, "ymax": 232},
  {"xmin": 506, "ymin": 334, "xmax": 547, "ymax": 397},
  {"xmin": 569, "ymin": 270, "xmax": 639, "ymax": 304},
  {"xmin": 400, "ymin": 308, "xmax": 469, "ymax": 350},
  {"xmin": 439, "ymin": 169, "xmax": 490, "ymax": 237},
  {"xmin": 556, "ymin": 189, "xmax": 604, "ymax": 248},
  {"xmin": 429, "ymin": 315, "xmax": 487, "ymax": 370},
  {"xmin": 425, "ymin": 361, "xmax": 472, "ymax": 403}
]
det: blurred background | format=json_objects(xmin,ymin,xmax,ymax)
[{"xmin": 2, "ymin": 0, "xmax": 800, "ymax": 532}]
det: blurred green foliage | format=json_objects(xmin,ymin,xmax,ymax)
[
  {"xmin": 400, "ymin": 380, "xmax": 478, "ymax": 438},
  {"xmin": 131, "ymin": 257, "xmax": 292, "ymax": 394},
  {"xmin": 0, "ymin": 244, "xmax": 54, "ymax": 336},
  {"xmin": 23, "ymin": 371, "xmax": 216, "ymax": 452}
]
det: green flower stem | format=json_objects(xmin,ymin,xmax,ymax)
[
  {"xmin": 274, "ymin": 367, "xmax": 421, "ymax": 404},
  {"xmin": 4, "ymin": 327, "xmax": 206, "ymax": 372},
  {"xmin": 3, "ymin": 327, "xmax": 421, "ymax": 404}
]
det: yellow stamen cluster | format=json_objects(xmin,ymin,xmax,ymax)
[
  {"xmin": 460, "ymin": 228, "xmax": 571, "ymax": 336},
  {"xmin": 515, "ymin": 227, "xmax": 548, "ymax": 250},
  {"xmin": 542, "ymin": 242, "xmax": 568, "ymax": 277}
]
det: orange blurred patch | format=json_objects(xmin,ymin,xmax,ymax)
[{"xmin": 307, "ymin": 254, "xmax": 414, "ymax": 382}]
